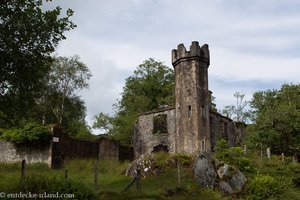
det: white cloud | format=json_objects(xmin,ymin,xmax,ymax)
[
  {"xmin": 211, "ymin": 47, "xmax": 300, "ymax": 82},
  {"xmin": 48, "ymin": 0, "xmax": 300, "ymax": 131}
]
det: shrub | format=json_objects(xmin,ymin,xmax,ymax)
[
  {"xmin": 247, "ymin": 175, "xmax": 284, "ymax": 200},
  {"xmin": 0, "ymin": 121, "xmax": 50, "ymax": 144},
  {"xmin": 215, "ymin": 139, "xmax": 244, "ymax": 163},
  {"xmin": 172, "ymin": 154, "xmax": 193, "ymax": 167},
  {"xmin": 215, "ymin": 138, "xmax": 229, "ymax": 152},
  {"xmin": 215, "ymin": 139, "xmax": 256, "ymax": 175},
  {"xmin": 237, "ymin": 157, "xmax": 256, "ymax": 173},
  {"xmin": 292, "ymin": 175, "xmax": 300, "ymax": 188},
  {"xmin": 153, "ymin": 152, "xmax": 171, "ymax": 168}
]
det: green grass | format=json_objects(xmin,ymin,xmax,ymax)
[
  {"xmin": 0, "ymin": 154, "xmax": 299, "ymax": 200},
  {"xmin": 0, "ymin": 159, "xmax": 225, "ymax": 200},
  {"xmin": 280, "ymin": 189, "xmax": 300, "ymax": 200}
]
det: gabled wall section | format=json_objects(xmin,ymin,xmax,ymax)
[{"xmin": 133, "ymin": 108, "xmax": 175, "ymax": 158}]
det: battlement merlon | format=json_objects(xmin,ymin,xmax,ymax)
[{"xmin": 172, "ymin": 41, "xmax": 210, "ymax": 67}]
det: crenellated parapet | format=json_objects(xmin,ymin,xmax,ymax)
[{"xmin": 172, "ymin": 41, "xmax": 210, "ymax": 67}]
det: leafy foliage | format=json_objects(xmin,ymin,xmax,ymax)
[
  {"xmin": 0, "ymin": 121, "xmax": 50, "ymax": 144},
  {"xmin": 45, "ymin": 55, "xmax": 92, "ymax": 125},
  {"xmin": 247, "ymin": 175, "xmax": 285, "ymax": 200},
  {"xmin": 0, "ymin": 0, "xmax": 76, "ymax": 126},
  {"xmin": 0, "ymin": 1, "xmax": 93, "ymax": 141},
  {"xmin": 92, "ymin": 112, "xmax": 114, "ymax": 133},
  {"xmin": 3, "ymin": 55, "xmax": 92, "ymax": 140},
  {"xmin": 249, "ymin": 83, "xmax": 300, "ymax": 155},
  {"xmin": 215, "ymin": 139, "xmax": 255, "ymax": 173},
  {"xmin": 94, "ymin": 58, "xmax": 174, "ymax": 144},
  {"xmin": 239, "ymin": 153, "xmax": 300, "ymax": 200}
]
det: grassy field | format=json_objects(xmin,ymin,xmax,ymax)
[
  {"xmin": 0, "ymin": 158, "xmax": 225, "ymax": 200},
  {"xmin": 0, "ymin": 154, "xmax": 299, "ymax": 200}
]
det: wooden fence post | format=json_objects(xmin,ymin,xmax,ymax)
[
  {"xmin": 243, "ymin": 145, "xmax": 247, "ymax": 156},
  {"xmin": 267, "ymin": 147, "xmax": 271, "ymax": 159},
  {"xmin": 65, "ymin": 169, "xmax": 68, "ymax": 179},
  {"xmin": 293, "ymin": 153, "xmax": 298, "ymax": 163},
  {"xmin": 123, "ymin": 165, "xmax": 142, "ymax": 192},
  {"xmin": 21, "ymin": 159, "xmax": 26, "ymax": 178},
  {"xmin": 136, "ymin": 167, "xmax": 141, "ymax": 190},
  {"xmin": 177, "ymin": 160, "xmax": 181, "ymax": 186},
  {"xmin": 94, "ymin": 160, "xmax": 98, "ymax": 190}
]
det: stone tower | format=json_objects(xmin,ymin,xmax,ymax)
[{"xmin": 172, "ymin": 41, "xmax": 211, "ymax": 154}]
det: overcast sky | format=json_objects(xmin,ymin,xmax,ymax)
[{"xmin": 47, "ymin": 0, "xmax": 300, "ymax": 133}]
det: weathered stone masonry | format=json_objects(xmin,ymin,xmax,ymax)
[
  {"xmin": 134, "ymin": 108, "xmax": 175, "ymax": 156},
  {"xmin": 134, "ymin": 42, "xmax": 245, "ymax": 157},
  {"xmin": 0, "ymin": 126, "xmax": 134, "ymax": 168},
  {"xmin": 173, "ymin": 42, "xmax": 211, "ymax": 154}
]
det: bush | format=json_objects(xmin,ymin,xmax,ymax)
[
  {"xmin": 152, "ymin": 152, "xmax": 171, "ymax": 168},
  {"xmin": 215, "ymin": 138, "xmax": 229, "ymax": 153},
  {"xmin": 215, "ymin": 139, "xmax": 244, "ymax": 163},
  {"xmin": 237, "ymin": 157, "xmax": 256, "ymax": 173},
  {"xmin": 0, "ymin": 121, "xmax": 50, "ymax": 144},
  {"xmin": 292, "ymin": 175, "xmax": 300, "ymax": 188},
  {"xmin": 247, "ymin": 175, "xmax": 284, "ymax": 200},
  {"xmin": 215, "ymin": 139, "xmax": 256, "ymax": 174},
  {"xmin": 172, "ymin": 154, "xmax": 193, "ymax": 167}
]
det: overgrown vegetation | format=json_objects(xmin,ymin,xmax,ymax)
[
  {"xmin": 245, "ymin": 156, "xmax": 300, "ymax": 200},
  {"xmin": 1, "ymin": 153, "xmax": 299, "ymax": 200},
  {"xmin": 215, "ymin": 139, "xmax": 255, "ymax": 173},
  {"xmin": 0, "ymin": 158, "xmax": 224, "ymax": 200},
  {"xmin": 93, "ymin": 58, "xmax": 175, "ymax": 144},
  {"xmin": 214, "ymin": 138, "xmax": 300, "ymax": 200},
  {"xmin": 0, "ymin": 0, "xmax": 94, "ymax": 143},
  {"xmin": 248, "ymin": 84, "xmax": 300, "ymax": 155},
  {"xmin": 0, "ymin": 121, "xmax": 51, "ymax": 144}
]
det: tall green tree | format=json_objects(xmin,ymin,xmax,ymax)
[
  {"xmin": 249, "ymin": 84, "xmax": 300, "ymax": 155},
  {"xmin": 46, "ymin": 56, "xmax": 92, "ymax": 125},
  {"xmin": 0, "ymin": 0, "xmax": 76, "ymax": 127},
  {"xmin": 94, "ymin": 58, "xmax": 174, "ymax": 144}
]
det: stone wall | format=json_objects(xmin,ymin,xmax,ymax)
[
  {"xmin": 210, "ymin": 111, "xmax": 246, "ymax": 151},
  {"xmin": 134, "ymin": 108, "xmax": 175, "ymax": 157},
  {"xmin": 134, "ymin": 109, "xmax": 246, "ymax": 157},
  {"xmin": 0, "ymin": 140, "xmax": 50, "ymax": 164},
  {"xmin": 209, "ymin": 111, "xmax": 235, "ymax": 150},
  {"xmin": 0, "ymin": 127, "xmax": 134, "ymax": 168}
]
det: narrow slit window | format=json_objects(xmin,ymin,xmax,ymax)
[
  {"xmin": 188, "ymin": 105, "xmax": 192, "ymax": 117},
  {"xmin": 201, "ymin": 106, "xmax": 205, "ymax": 118},
  {"xmin": 201, "ymin": 140, "xmax": 205, "ymax": 152}
]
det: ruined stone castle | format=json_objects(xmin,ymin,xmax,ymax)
[{"xmin": 134, "ymin": 42, "xmax": 245, "ymax": 157}]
